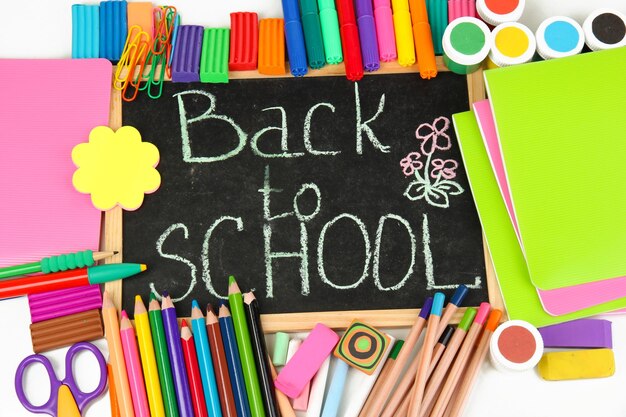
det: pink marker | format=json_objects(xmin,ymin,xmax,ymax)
[
  {"xmin": 373, "ymin": 0, "xmax": 397, "ymax": 61},
  {"xmin": 120, "ymin": 310, "xmax": 150, "ymax": 417},
  {"xmin": 275, "ymin": 323, "xmax": 339, "ymax": 398}
]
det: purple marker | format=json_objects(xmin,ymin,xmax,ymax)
[{"xmin": 355, "ymin": 0, "xmax": 381, "ymax": 71}]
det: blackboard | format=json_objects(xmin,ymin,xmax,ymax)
[{"xmin": 122, "ymin": 72, "xmax": 487, "ymax": 315}]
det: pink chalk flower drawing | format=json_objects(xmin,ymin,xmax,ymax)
[{"xmin": 401, "ymin": 116, "xmax": 464, "ymax": 208}]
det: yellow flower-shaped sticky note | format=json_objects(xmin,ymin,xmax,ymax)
[{"xmin": 72, "ymin": 126, "xmax": 161, "ymax": 211}]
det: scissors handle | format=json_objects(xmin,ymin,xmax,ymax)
[
  {"xmin": 15, "ymin": 354, "xmax": 61, "ymax": 416},
  {"xmin": 64, "ymin": 342, "xmax": 108, "ymax": 412}
]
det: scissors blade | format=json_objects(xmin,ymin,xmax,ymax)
[{"xmin": 57, "ymin": 385, "xmax": 81, "ymax": 417}]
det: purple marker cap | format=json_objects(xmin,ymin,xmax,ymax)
[
  {"xmin": 356, "ymin": 0, "xmax": 380, "ymax": 71},
  {"xmin": 450, "ymin": 284, "xmax": 469, "ymax": 306},
  {"xmin": 474, "ymin": 302, "xmax": 491, "ymax": 325},
  {"xmin": 419, "ymin": 297, "xmax": 434, "ymax": 319}
]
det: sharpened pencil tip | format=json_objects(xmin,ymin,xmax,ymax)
[{"xmin": 140, "ymin": 264, "xmax": 147, "ymax": 272}]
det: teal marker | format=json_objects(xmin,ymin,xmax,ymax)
[
  {"xmin": 318, "ymin": 0, "xmax": 343, "ymax": 64},
  {"xmin": 300, "ymin": 0, "xmax": 326, "ymax": 68}
]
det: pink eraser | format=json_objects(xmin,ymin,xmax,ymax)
[
  {"xmin": 275, "ymin": 323, "xmax": 339, "ymax": 398},
  {"xmin": 474, "ymin": 302, "xmax": 491, "ymax": 325}
]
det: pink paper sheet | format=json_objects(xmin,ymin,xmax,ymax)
[
  {"xmin": 0, "ymin": 59, "xmax": 111, "ymax": 268},
  {"xmin": 473, "ymin": 99, "xmax": 626, "ymax": 316}
]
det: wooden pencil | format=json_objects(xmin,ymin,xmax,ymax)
[
  {"xmin": 419, "ymin": 309, "xmax": 477, "ymax": 417},
  {"xmin": 206, "ymin": 305, "xmax": 239, "ymax": 417},
  {"xmin": 363, "ymin": 296, "xmax": 433, "ymax": 417},
  {"xmin": 148, "ymin": 294, "xmax": 180, "ymax": 417},
  {"xmin": 268, "ymin": 360, "xmax": 297, "ymax": 417},
  {"xmin": 102, "ymin": 292, "xmax": 134, "ymax": 417},
  {"xmin": 407, "ymin": 292, "xmax": 444, "ymax": 417},
  {"xmin": 228, "ymin": 276, "xmax": 266, "ymax": 417},
  {"xmin": 120, "ymin": 310, "xmax": 151, "ymax": 417},
  {"xmin": 108, "ymin": 363, "xmax": 122, "ymax": 417},
  {"xmin": 429, "ymin": 303, "xmax": 491, "ymax": 417},
  {"xmin": 162, "ymin": 295, "xmax": 194, "ymax": 417},
  {"xmin": 219, "ymin": 304, "xmax": 253, "ymax": 417},
  {"xmin": 243, "ymin": 292, "xmax": 279, "ymax": 417},
  {"xmin": 358, "ymin": 341, "xmax": 403, "ymax": 417},
  {"xmin": 134, "ymin": 295, "xmax": 166, "ymax": 417},
  {"xmin": 181, "ymin": 320, "xmax": 209, "ymax": 417},
  {"xmin": 447, "ymin": 310, "xmax": 502, "ymax": 417},
  {"xmin": 436, "ymin": 285, "xmax": 468, "ymax": 338}
]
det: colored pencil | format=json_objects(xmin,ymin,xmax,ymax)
[
  {"xmin": 268, "ymin": 361, "xmax": 297, "ymax": 417},
  {"xmin": 108, "ymin": 363, "xmax": 122, "ymax": 417},
  {"xmin": 228, "ymin": 276, "xmax": 266, "ymax": 417},
  {"xmin": 436, "ymin": 285, "xmax": 468, "ymax": 337},
  {"xmin": 420, "ymin": 309, "xmax": 477, "ymax": 417},
  {"xmin": 102, "ymin": 292, "xmax": 134, "ymax": 417},
  {"xmin": 190, "ymin": 300, "xmax": 223, "ymax": 417},
  {"xmin": 243, "ymin": 292, "xmax": 279, "ymax": 417},
  {"xmin": 120, "ymin": 310, "xmax": 151, "ymax": 417},
  {"xmin": 364, "ymin": 296, "xmax": 432, "ymax": 417},
  {"xmin": 430, "ymin": 302, "xmax": 491, "ymax": 417},
  {"xmin": 148, "ymin": 294, "xmax": 180, "ymax": 417},
  {"xmin": 219, "ymin": 304, "xmax": 253, "ymax": 417},
  {"xmin": 358, "ymin": 340, "xmax": 403, "ymax": 417},
  {"xmin": 407, "ymin": 292, "xmax": 445, "ymax": 417},
  {"xmin": 0, "ymin": 263, "xmax": 145, "ymax": 299},
  {"xmin": 134, "ymin": 295, "xmax": 166, "ymax": 417},
  {"xmin": 447, "ymin": 309, "xmax": 502, "ymax": 417},
  {"xmin": 206, "ymin": 305, "xmax": 238, "ymax": 417},
  {"xmin": 181, "ymin": 320, "xmax": 209, "ymax": 417},
  {"xmin": 162, "ymin": 295, "xmax": 194, "ymax": 417},
  {"xmin": 0, "ymin": 250, "xmax": 117, "ymax": 279}
]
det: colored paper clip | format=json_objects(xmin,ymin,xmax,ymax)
[
  {"xmin": 168, "ymin": 13, "xmax": 181, "ymax": 69},
  {"xmin": 139, "ymin": 40, "xmax": 168, "ymax": 99},
  {"xmin": 153, "ymin": 6, "xmax": 177, "ymax": 55},
  {"xmin": 122, "ymin": 39, "xmax": 150, "ymax": 102},
  {"xmin": 114, "ymin": 26, "xmax": 150, "ymax": 91}
]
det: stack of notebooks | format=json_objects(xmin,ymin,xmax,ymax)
[{"xmin": 453, "ymin": 47, "xmax": 626, "ymax": 327}]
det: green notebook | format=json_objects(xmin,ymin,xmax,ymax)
[
  {"xmin": 453, "ymin": 110, "xmax": 626, "ymax": 327},
  {"xmin": 484, "ymin": 47, "xmax": 626, "ymax": 290}
]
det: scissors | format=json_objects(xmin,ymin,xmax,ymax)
[{"xmin": 15, "ymin": 342, "xmax": 107, "ymax": 417}]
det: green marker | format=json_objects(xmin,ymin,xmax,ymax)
[
  {"xmin": 148, "ymin": 293, "xmax": 180, "ymax": 417},
  {"xmin": 301, "ymin": 0, "xmax": 327, "ymax": 69},
  {"xmin": 0, "ymin": 250, "xmax": 117, "ymax": 280},
  {"xmin": 228, "ymin": 276, "xmax": 266, "ymax": 417},
  {"xmin": 318, "ymin": 0, "xmax": 344, "ymax": 64},
  {"xmin": 200, "ymin": 28, "xmax": 230, "ymax": 83},
  {"xmin": 442, "ymin": 17, "xmax": 491, "ymax": 75}
]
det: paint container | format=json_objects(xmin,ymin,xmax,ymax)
[
  {"xmin": 442, "ymin": 17, "xmax": 491, "ymax": 75},
  {"xmin": 583, "ymin": 9, "xmax": 626, "ymax": 51},
  {"xmin": 490, "ymin": 320, "xmax": 543, "ymax": 372},
  {"xmin": 487, "ymin": 22, "xmax": 535, "ymax": 67},
  {"xmin": 535, "ymin": 16, "xmax": 584, "ymax": 60},
  {"xmin": 476, "ymin": 0, "xmax": 524, "ymax": 26}
]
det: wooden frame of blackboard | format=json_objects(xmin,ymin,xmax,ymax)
[{"xmin": 102, "ymin": 57, "xmax": 505, "ymax": 332}]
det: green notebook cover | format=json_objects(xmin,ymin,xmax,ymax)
[
  {"xmin": 453, "ymin": 110, "xmax": 626, "ymax": 327},
  {"xmin": 484, "ymin": 47, "xmax": 626, "ymax": 290}
]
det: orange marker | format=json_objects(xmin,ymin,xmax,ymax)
[
  {"xmin": 409, "ymin": 0, "xmax": 438, "ymax": 79},
  {"xmin": 259, "ymin": 19, "xmax": 286, "ymax": 75}
]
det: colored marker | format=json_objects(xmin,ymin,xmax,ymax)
[
  {"xmin": 191, "ymin": 301, "xmax": 223, "ymax": 417},
  {"xmin": 372, "ymin": 0, "xmax": 397, "ymax": 61},
  {"xmin": 407, "ymin": 292, "xmax": 445, "ymax": 417},
  {"xmin": 409, "ymin": 0, "xmax": 438, "ymax": 79},
  {"xmin": 228, "ymin": 277, "xmax": 266, "ymax": 417},
  {"xmin": 0, "ymin": 250, "xmax": 116, "ymax": 280},
  {"xmin": 148, "ymin": 294, "xmax": 180, "ymax": 417},
  {"xmin": 583, "ymin": 9, "xmax": 626, "ymax": 51},
  {"xmin": 181, "ymin": 321, "xmax": 209, "ymax": 417},
  {"xmin": 300, "ymin": 0, "xmax": 326, "ymax": 69},
  {"xmin": 355, "ymin": 0, "xmax": 380, "ymax": 71},
  {"xmin": 282, "ymin": 0, "xmax": 308, "ymax": 76},
  {"xmin": 442, "ymin": 17, "xmax": 491, "ymax": 74},
  {"xmin": 0, "ymin": 263, "xmax": 145, "ymax": 299},
  {"xmin": 120, "ymin": 311, "xmax": 150, "ymax": 417},
  {"xmin": 162, "ymin": 295, "xmax": 194, "ymax": 417},
  {"xmin": 318, "ymin": 0, "xmax": 344, "ymax": 64},
  {"xmin": 535, "ymin": 16, "xmax": 584, "ymax": 60},
  {"xmin": 134, "ymin": 296, "xmax": 166, "ymax": 417},
  {"xmin": 336, "ymin": 0, "xmax": 364, "ymax": 81},
  {"xmin": 219, "ymin": 304, "xmax": 252, "ymax": 417},
  {"xmin": 391, "ymin": 0, "xmax": 416, "ymax": 66}
]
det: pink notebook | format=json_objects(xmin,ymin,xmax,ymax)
[
  {"xmin": 473, "ymin": 99, "xmax": 626, "ymax": 316},
  {"xmin": 0, "ymin": 59, "xmax": 111, "ymax": 268}
]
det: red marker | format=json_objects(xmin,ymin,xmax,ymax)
[{"xmin": 336, "ymin": 0, "xmax": 364, "ymax": 81}]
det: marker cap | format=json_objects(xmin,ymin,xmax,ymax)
[
  {"xmin": 583, "ymin": 9, "xmax": 626, "ymax": 51},
  {"xmin": 476, "ymin": 0, "xmax": 525, "ymax": 26},
  {"xmin": 489, "ymin": 22, "xmax": 536, "ymax": 67},
  {"xmin": 535, "ymin": 16, "xmax": 584, "ymax": 60}
]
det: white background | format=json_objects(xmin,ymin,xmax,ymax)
[{"xmin": 2, "ymin": 1, "xmax": 626, "ymax": 416}]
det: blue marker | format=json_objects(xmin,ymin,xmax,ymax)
[
  {"xmin": 536, "ymin": 16, "xmax": 584, "ymax": 60},
  {"xmin": 282, "ymin": 0, "xmax": 308, "ymax": 76}
]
